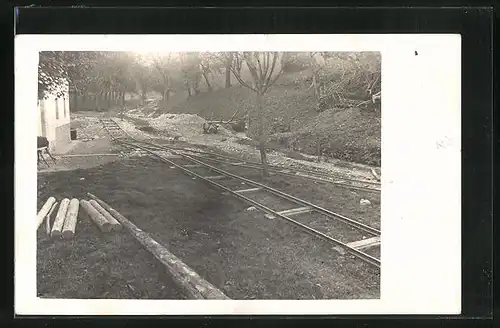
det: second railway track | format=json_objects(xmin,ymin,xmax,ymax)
[{"xmin": 100, "ymin": 117, "xmax": 381, "ymax": 269}]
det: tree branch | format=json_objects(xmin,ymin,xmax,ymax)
[
  {"xmin": 263, "ymin": 52, "xmax": 278, "ymax": 90},
  {"xmin": 228, "ymin": 65, "xmax": 258, "ymax": 93},
  {"xmin": 255, "ymin": 53, "xmax": 263, "ymax": 83}
]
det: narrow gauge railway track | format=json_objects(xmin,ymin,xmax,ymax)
[
  {"xmin": 150, "ymin": 143, "xmax": 380, "ymax": 186},
  {"xmin": 169, "ymin": 150, "xmax": 380, "ymax": 193},
  {"xmin": 148, "ymin": 143, "xmax": 381, "ymax": 192},
  {"xmin": 100, "ymin": 117, "xmax": 381, "ymax": 268},
  {"xmin": 102, "ymin": 117, "xmax": 380, "ymax": 193}
]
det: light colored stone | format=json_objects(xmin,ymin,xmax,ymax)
[{"xmin": 360, "ymin": 199, "xmax": 371, "ymax": 206}]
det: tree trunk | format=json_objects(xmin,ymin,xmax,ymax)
[
  {"xmin": 73, "ymin": 91, "xmax": 79, "ymax": 111},
  {"xmin": 203, "ymin": 72, "xmax": 212, "ymax": 91},
  {"xmin": 312, "ymin": 72, "xmax": 321, "ymax": 99},
  {"xmin": 95, "ymin": 93, "xmax": 100, "ymax": 111},
  {"xmin": 256, "ymin": 92, "xmax": 269, "ymax": 177},
  {"xmin": 162, "ymin": 90, "xmax": 168, "ymax": 108},
  {"xmin": 141, "ymin": 90, "xmax": 146, "ymax": 106},
  {"xmin": 121, "ymin": 91, "xmax": 125, "ymax": 106},
  {"xmin": 186, "ymin": 84, "xmax": 192, "ymax": 97},
  {"xmin": 225, "ymin": 67, "xmax": 231, "ymax": 88},
  {"xmin": 316, "ymin": 135, "xmax": 321, "ymax": 162},
  {"xmin": 107, "ymin": 89, "xmax": 112, "ymax": 109}
]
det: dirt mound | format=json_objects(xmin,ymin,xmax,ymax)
[
  {"xmin": 167, "ymin": 86, "xmax": 318, "ymax": 133},
  {"xmin": 125, "ymin": 112, "xmax": 234, "ymax": 140}
]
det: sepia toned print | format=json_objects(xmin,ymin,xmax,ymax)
[{"xmin": 36, "ymin": 51, "xmax": 381, "ymax": 300}]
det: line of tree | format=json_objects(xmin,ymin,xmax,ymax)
[{"xmin": 39, "ymin": 50, "xmax": 380, "ymax": 177}]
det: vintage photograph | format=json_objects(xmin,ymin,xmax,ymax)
[{"xmin": 35, "ymin": 50, "xmax": 382, "ymax": 300}]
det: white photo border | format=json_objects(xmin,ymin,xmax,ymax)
[{"xmin": 15, "ymin": 34, "xmax": 461, "ymax": 315}]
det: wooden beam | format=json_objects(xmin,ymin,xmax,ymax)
[
  {"xmin": 87, "ymin": 192, "xmax": 230, "ymax": 300},
  {"xmin": 80, "ymin": 200, "xmax": 111, "ymax": 233},
  {"xmin": 182, "ymin": 164, "xmax": 202, "ymax": 168},
  {"xmin": 62, "ymin": 199, "xmax": 80, "ymax": 239},
  {"xmin": 277, "ymin": 206, "xmax": 313, "ymax": 216},
  {"xmin": 347, "ymin": 236, "xmax": 381, "ymax": 250},
  {"xmin": 204, "ymin": 175, "xmax": 228, "ymax": 180},
  {"xmin": 36, "ymin": 197, "xmax": 56, "ymax": 229},
  {"xmin": 235, "ymin": 187, "xmax": 262, "ymax": 193},
  {"xmin": 60, "ymin": 153, "xmax": 119, "ymax": 157},
  {"xmin": 51, "ymin": 198, "xmax": 70, "ymax": 238},
  {"xmin": 89, "ymin": 200, "xmax": 122, "ymax": 231}
]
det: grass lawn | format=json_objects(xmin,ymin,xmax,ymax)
[{"xmin": 38, "ymin": 155, "xmax": 379, "ymax": 299}]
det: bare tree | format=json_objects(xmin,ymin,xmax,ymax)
[
  {"xmin": 229, "ymin": 52, "xmax": 288, "ymax": 177},
  {"xmin": 152, "ymin": 53, "xmax": 174, "ymax": 107},
  {"xmin": 200, "ymin": 59, "xmax": 213, "ymax": 91},
  {"xmin": 308, "ymin": 52, "xmax": 323, "ymax": 101},
  {"xmin": 232, "ymin": 53, "xmax": 243, "ymax": 85},
  {"xmin": 223, "ymin": 53, "xmax": 233, "ymax": 88}
]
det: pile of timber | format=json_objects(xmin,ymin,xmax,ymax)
[{"xmin": 36, "ymin": 196, "xmax": 123, "ymax": 239}]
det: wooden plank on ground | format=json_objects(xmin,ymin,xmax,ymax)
[
  {"xmin": 277, "ymin": 206, "xmax": 313, "ymax": 216},
  {"xmin": 235, "ymin": 187, "xmax": 262, "ymax": 193},
  {"xmin": 87, "ymin": 192, "xmax": 230, "ymax": 300},
  {"xmin": 60, "ymin": 154, "xmax": 119, "ymax": 157},
  {"xmin": 204, "ymin": 175, "xmax": 228, "ymax": 180},
  {"xmin": 347, "ymin": 236, "xmax": 381, "ymax": 250}
]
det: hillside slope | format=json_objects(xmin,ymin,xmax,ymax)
[
  {"xmin": 286, "ymin": 108, "xmax": 381, "ymax": 166},
  {"xmin": 161, "ymin": 85, "xmax": 380, "ymax": 167}
]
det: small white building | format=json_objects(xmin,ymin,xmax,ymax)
[{"xmin": 37, "ymin": 80, "xmax": 71, "ymax": 154}]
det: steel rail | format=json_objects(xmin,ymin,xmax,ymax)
[
  {"xmin": 102, "ymin": 118, "xmax": 380, "ymax": 235},
  {"xmin": 116, "ymin": 139, "xmax": 381, "ymax": 269},
  {"xmin": 104, "ymin": 117, "xmax": 381, "ymax": 189},
  {"xmin": 177, "ymin": 152, "xmax": 381, "ymax": 193},
  {"xmin": 109, "ymin": 141, "xmax": 380, "ymax": 193},
  {"xmin": 100, "ymin": 118, "xmax": 381, "ymax": 268},
  {"xmin": 152, "ymin": 143, "xmax": 381, "ymax": 187},
  {"xmin": 103, "ymin": 116, "xmax": 380, "ymax": 232},
  {"xmin": 102, "ymin": 117, "xmax": 380, "ymax": 236},
  {"xmin": 128, "ymin": 139, "xmax": 381, "ymax": 237}
]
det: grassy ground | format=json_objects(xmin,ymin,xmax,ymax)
[
  {"xmin": 37, "ymin": 162, "xmax": 184, "ymax": 299},
  {"xmin": 38, "ymin": 155, "xmax": 379, "ymax": 299},
  {"xmin": 167, "ymin": 157, "xmax": 380, "ymax": 241}
]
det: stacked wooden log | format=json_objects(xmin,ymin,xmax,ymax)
[
  {"xmin": 37, "ymin": 196, "xmax": 123, "ymax": 239},
  {"xmin": 37, "ymin": 197, "xmax": 81, "ymax": 239}
]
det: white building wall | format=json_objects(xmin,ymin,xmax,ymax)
[{"xmin": 37, "ymin": 81, "xmax": 71, "ymax": 153}]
